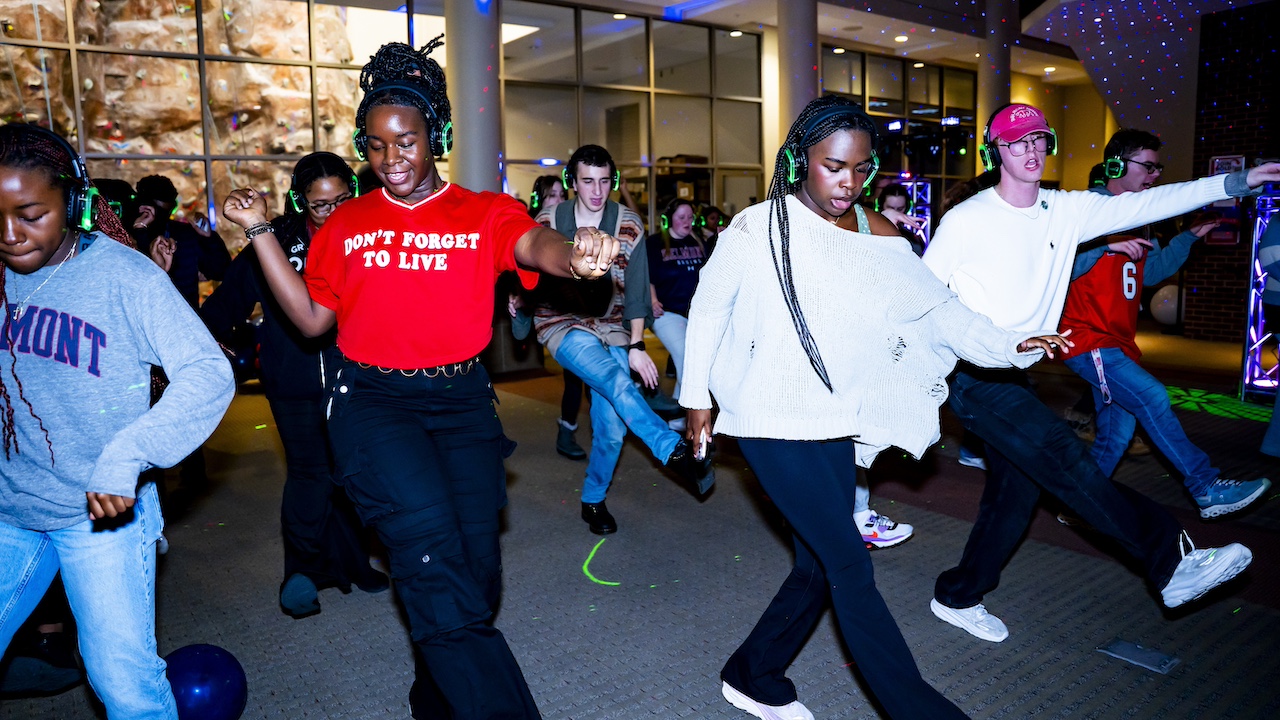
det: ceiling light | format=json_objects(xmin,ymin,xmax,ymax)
[
  {"xmin": 729, "ymin": 30, "xmax": 743, "ymax": 38},
  {"xmin": 975, "ymin": 53, "xmax": 981, "ymax": 57},
  {"xmin": 1044, "ymin": 66, "xmax": 1057, "ymax": 73},
  {"xmin": 613, "ymin": 13, "xmax": 627, "ymax": 20},
  {"xmin": 894, "ymin": 35, "xmax": 909, "ymax": 43},
  {"xmin": 833, "ymin": 47, "xmax": 846, "ymax": 54},
  {"xmin": 913, "ymin": 62, "xmax": 924, "ymax": 68}
]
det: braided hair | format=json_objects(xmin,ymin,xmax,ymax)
[
  {"xmin": 0, "ymin": 124, "xmax": 134, "ymax": 460},
  {"xmin": 289, "ymin": 151, "xmax": 357, "ymax": 214},
  {"xmin": 354, "ymin": 37, "xmax": 451, "ymax": 158},
  {"xmin": 767, "ymin": 96, "xmax": 880, "ymax": 392}
]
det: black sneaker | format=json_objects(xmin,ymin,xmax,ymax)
[{"xmin": 667, "ymin": 440, "xmax": 715, "ymax": 497}]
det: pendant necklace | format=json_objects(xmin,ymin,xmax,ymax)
[{"xmin": 9, "ymin": 241, "xmax": 78, "ymax": 319}]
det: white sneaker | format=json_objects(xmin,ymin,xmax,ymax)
[
  {"xmin": 1160, "ymin": 531, "xmax": 1252, "ymax": 608},
  {"xmin": 930, "ymin": 598, "xmax": 1008, "ymax": 642},
  {"xmin": 854, "ymin": 510, "xmax": 914, "ymax": 549},
  {"xmin": 722, "ymin": 682, "xmax": 814, "ymax": 720}
]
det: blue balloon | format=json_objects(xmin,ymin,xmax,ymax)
[{"xmin": 164, "ymin": 644, "xmax": 248, "ymax": 720}]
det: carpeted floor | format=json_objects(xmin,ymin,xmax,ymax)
[{"xmin": 3, "ymin": 361, "xmax": 1278, "ymax": 719}]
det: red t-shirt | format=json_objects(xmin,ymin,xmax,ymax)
[
  {"xmin": 1058, "ymin": 244, "xmax": 1145, "ymax": 361},
  {"xmin": 305, "ymin": 184, "xmax": 539, "ymax": 369}
]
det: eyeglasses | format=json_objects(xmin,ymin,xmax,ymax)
[
  {"xmin": 999, "ymin": 134, "xmax": 1053, "ymax": 157},
  {"xmin": 1125, "ymin": 159, "xmax": 1164, "ymax": 174},
  {"xmin": 308, "ymin": 194, "xmax": 352, "ymax": 214}
]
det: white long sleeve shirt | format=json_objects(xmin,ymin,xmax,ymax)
[
  {"xmin": 923, "ymin": 174, "xmax": 1233, "ymax": 333},
  {"xmin": 680, "ymin": 195, "xmax": 1045, "ymax": 465}
]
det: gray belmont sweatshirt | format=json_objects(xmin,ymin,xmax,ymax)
[{"xmin": 0, "ymin": 234, "xmax": 235, "ymax": 532}]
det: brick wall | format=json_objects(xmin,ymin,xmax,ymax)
[{"xmin": 1185, "ymin": 2, "xmax": 1280, "ymax": 342}]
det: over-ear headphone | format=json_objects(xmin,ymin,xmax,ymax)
[
  {"xmin": 352, "ymin": 81, "xmax": 454, "ymax": 161},
  {"xmin": 979, "ymin": 104, "xmax": 1059, "ymax": 172},
  {"xmin": 782, "ymin": 105, "xmax": 880, "ymax": 191},
  {"xmin": 288, "ymin": 156, "xmax": 360, "ymax": 214},
  {"xmin": 875, "ymin": 191, "xmax": 914, "ymax": 215},
  {"xmin": 1103, "ymin": 156, "xmax": 1128, "ymax": 180},
  {"xmin": 25, "ymin": 125, "xmax": 99, "ymax": 233},
  {"xmin": 660, "ymin": 199, "xmax": 696, "ymax": 233},
  {"xmin": 561, "ymin": 165, "xmax": 620, "ymax": 192}
]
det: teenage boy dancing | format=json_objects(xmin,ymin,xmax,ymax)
[
  {"xmin": 1059, "ymin": 129, "xmax": 1270, "ymax": 519},
  {"xmin": 923, "ymin": 103, "xmax": 1280, "ymax": 642}
]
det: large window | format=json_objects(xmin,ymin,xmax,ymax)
[
  {"xmin": 501, "ymin": 7, "xmax": 764, "ymax": 221},
  {"xmin": 1, "ymin": 0, "xmax": 438, "ymax": 239},
  {"xmin": 822, "ymin": 46, "xmax": 977, "ymax": 219},
  {"xmin": 2, "ymin": 1, "xmax": 764, "ymax": 234}
]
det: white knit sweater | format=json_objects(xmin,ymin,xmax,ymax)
[{"xmin": 680, "ymin": 195, "xmax": 1047, "ymax": 466}]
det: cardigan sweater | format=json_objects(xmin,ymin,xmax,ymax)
[{"xmin": 680, "ymin": 195, "xmax": 1046, "ymax": 466}]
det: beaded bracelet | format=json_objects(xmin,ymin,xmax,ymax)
[{"xmin": 244, "ymin": 222, "xmax": 273, "ymax": 240}]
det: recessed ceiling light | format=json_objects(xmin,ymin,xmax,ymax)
[
  {"xmin": 1044, "ymin": 66, "xmax": 1057, "ymax": 73},
  {"xmin": 613, "ymin": 13, "xmax": 627, "ymax": 20},
  {"xmin": 894, "ymin": 35, "xmax": 909, "ymax": 43},
  {"xmin": 729, "ymin": 30, "xmax": 743, "ymax": 38},
  {"xmin": 975, "ymin": 53, "xmax": 981, "ymax": 57},
  {"xmin": 913, "ymin": 62, "xmax": 925, "ymax": 68},
  {"xmin": 833, "ymin": 47, "xmax": 846, "ymax": 54}
]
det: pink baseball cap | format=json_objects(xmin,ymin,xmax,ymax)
[{"xmin": 988, "ymin": 104, "xmax": 1052, "ymax": 143}]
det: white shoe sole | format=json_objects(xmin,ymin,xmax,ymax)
[
  {"xmin": 1162, "ymin": 545, "xmax": 1253, "ymax": 608},
  {"xmin": 1198, "ymin": 480, "xmax": 1271, "ymax": 519},
  {"xmin": 722, "ymin": 682, "xmax": 814, "ymax": 720},
  {"xmin": 930, "ymin": 598, "xmax": 1008, "ymax": 642},
  {"xmin": 863, "ymin": 533, "xmax": 913, "ymax": 550}
]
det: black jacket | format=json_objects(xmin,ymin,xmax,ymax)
[{"xmin": 200, "ymin": 214, "xmax": 337, "ymax": 401}]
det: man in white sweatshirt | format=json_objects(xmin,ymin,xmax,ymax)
[{"xmin": 923, "ymin": 102, "xmax": 1280, "ymax": 643}]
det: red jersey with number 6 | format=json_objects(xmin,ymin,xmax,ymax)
[
  {"xmin": 1058, "ymin": 241, "xmax": 1145, "ymax": 360},
  {"xmin": 305, "ymin": 184, "xmax": 539, "ymax": 369}
]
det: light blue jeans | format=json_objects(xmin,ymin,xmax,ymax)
[
  {"xmin": 0, "ymin": 483, "xmax": 177, "ymax": 719},
  {"xmin": 651, "ymin": 311, "xmax": 688, "ymax": 401},
  {"xmin": 554, "ymin": 330, "xmax": 682, "ymax": 504},
  {"xmin": 1065, "ymin": 348, "xmax": 1218, "ymax": 498}
]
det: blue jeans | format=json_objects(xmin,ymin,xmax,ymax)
[
  {"xmin": 651, "ymin": 311, "xmax": 688, "ymax": 401},
  {"xmin": 935, "ymin": 367, "xmax": 1182, "ymax": 609},
  {"xmin": 0, "ymin": 483, "xmax": 177, "ymax": 719},
  {"xmin": 724, "ymin": 438, "xmax": 968, "ymax": 719},
  {"xmin": 554, "ymin": 330, "xmax": 682, "ymax": 504},
  {"xmin": 1065, "ymin": 349, "xmax": 1218, "ymax": 498}
]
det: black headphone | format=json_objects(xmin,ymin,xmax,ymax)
[
  {"xmin": 978, "ymin": 104, "xmax": 1059, "ymax": 173},
  {"xmin": 660, "ymin": 199, "xmax": 696, "ymax": 232},
  {"xmin": 1103, "ymin": 156, "xmax": 1129, "ymax": 180},
  {"xmin": 352, "ymin": 81, "xmax": 454, "ymax": 161},
  {"xmin": 23, "ymin": 126, "xmax": 99, "ymax": 233},
  {"xmin": 288, "ymin": 154, "xmax": 360, "ymax": 214},
  {"xmin": 561, "ymin": 165, "xmax": 620, "ymax": 192},
  {"xmin": 782, "ymin": 105, "xmax": 880, "ymax": 190}
]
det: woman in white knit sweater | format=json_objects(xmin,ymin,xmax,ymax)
[{"xmin": 680, "ymin": 96, "xmax": 1066, "ymax": 720}]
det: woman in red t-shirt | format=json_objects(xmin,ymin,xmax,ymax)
[{"xmin": 222, "ymin": 39, "xmax": 617, "ymax": 720}]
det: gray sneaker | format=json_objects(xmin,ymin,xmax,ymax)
[{"xmin": 1195, "ymin": 477, "xmax": 1271, "ymax": 519}]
